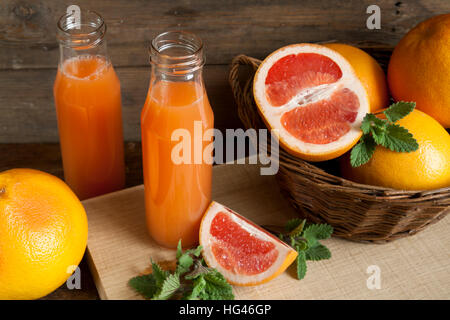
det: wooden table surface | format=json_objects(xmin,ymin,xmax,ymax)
[{"xmin": 0, "ymin": 0, "xmax": 449, "ymax": 300}]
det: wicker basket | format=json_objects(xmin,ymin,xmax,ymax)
[{"xmin": 228, "ymin": 53, "xmax": 450, "ymax": 243}]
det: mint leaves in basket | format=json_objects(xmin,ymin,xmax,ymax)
[{"xmin": 350, "ymin": 101, "xmax": 419, "ymax": 167}]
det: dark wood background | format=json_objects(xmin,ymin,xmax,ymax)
[{"xmin": 0, "ymin": 0, "xmax": 448, "ymax": 300}]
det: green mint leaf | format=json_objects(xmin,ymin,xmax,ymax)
[
  {"xmin": 190, "ymin": 245, "xmax": 203, "ymax": 257},
  {"xmin": 352, "ymin": 102, "xmax": 419, "ymax": 168},
  {"xmin": 176, "ymin": 254, "xmax": 194, "ymax": 275},
  {"xmin": 284, "ymin": 218, "xmax": 304, "ymax": 233},
  {"xmin": 360, "ymin": 115, "xmax": 372, "ymax": 134},
  {"xmin": 361, "ymin": 113, "xmax": 386, "ymax": 135},
  {"xmin": 303, "ymin": 224, "xmax": 334, "ymax": 248},
  {"xmin": 176, "ymin": 245, "xmax": 203, "ymax": 275},
  {"xmin": 303, "ymin": 224, "xmax": 333, "ymax": 240},
  {"xmin": 128, "ymin": 274, "xmax": 159, "ymax": 299},
  {"xmin": 383, "ymin": 101, "xmax": 415, "ymax": 123},
  {"xmin": 185, "ymin": 275, "xmax": 207, "ymax": 300},
  {"xmin": 295, "ymin": 240, "xmax": 308, "ymax": 251},
  {"xmin": 176, "ymin": 240, "xmax": 183, "ymax": 259},
  {"xmin": 281, "ymin": 221, "xmax": 333, "ymax": 281},
  {"xmin": 290, "ymin": 237, "xmax": 297, "ymax": 248},
  {"xmin": 381, "ymin": 123, "xmax": 419, "ymax": 152},
  {"xmin": 361, "ymin": 113, "xmax": 388, "ymax": 145},
  {"xmin": 288, "ymin": 219, "xmax": 306, "ymax": 237},
  {"xmin": 182, "ymin": 245, "xmax": 203, "ymax": 258},
  {"xmin": 204, "ymin": 270, "xmax": 232, "ymax": 287},
  {"xmin": 152, "ymin": 273, "xmax": 180, "ymax": 300},
  {"xmin": 151, "ymin": 261, "xmax": 169, "ymax": 285},
  {"xmin": 350, "ymin": 135, "xmax": 376, "ymax": 167},
  {"xmin": 200, "ymin": 270, "xmax": 234, "ymax": 300},
  {"xmin": 130, "ymin": 240, "xmax": 234, "ymax": 300},
  {"xmin": 305, "ymin": 243, "xmax": 331, "ymax": 261},
  {"xmin": 370, "ymin": 122, "xmax": 388, "ymax": 145},
  {"xmin": 296, "ymin": 251, "xmax": 307, "ymax": 280}
]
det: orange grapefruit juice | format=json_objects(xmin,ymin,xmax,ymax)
[
  {"xmin": 141, "ymin": 80, "xmax": 214, "ymax": 248},
  {"xmin": 54, "ymin": 55, "xmax": 125, "ymax": 200}
]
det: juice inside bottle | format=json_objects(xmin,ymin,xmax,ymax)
[
  {"xmin": 141, "ymin": 31, "xmax": 214, "ymax": 248},
  {"xmin": 54, "ymin": 10, "xmax": 125, "ymax": 200}
]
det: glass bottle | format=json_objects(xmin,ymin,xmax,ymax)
[
  {"xmin": 141, "ymin": 31, "xmax": 214, "ymax": 248},
  {"xmin": 54, "ymin": 9, "xmax": 125, "ymax": 200}
]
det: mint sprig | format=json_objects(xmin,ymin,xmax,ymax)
[
  {"xmin": 351, "ymin": 101, "xmax": 419, "ymax": 167},
  {"xmin": 279, "ymin": 219, "xmax": 333, "ymax": 280},
  {"xmin": 129, "ymin": 240, "xmax": 234, "ymax": 300}
]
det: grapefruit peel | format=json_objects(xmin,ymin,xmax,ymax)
[{"xmin": 199, "ymin": 201, "xmax": 298, "ymax": 286}]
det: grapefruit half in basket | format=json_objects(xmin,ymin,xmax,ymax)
[
  {"xmin": 253, "ymin": 44, "xmax": 370, "ymax": 161},
  {"xmin": 199, "ymin": 201, "xmax": 297, "ymax": 286}
]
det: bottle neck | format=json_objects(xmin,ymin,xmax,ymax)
[
  {"xmin": 57, "ymin": 10, "xmax": 108, "ymax": 66},
  {"xmin": 149, "ymin": 31, "xmax": 205, "ymax": 83}
]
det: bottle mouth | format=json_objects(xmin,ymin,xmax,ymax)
[
  {"xmin": 150, "ymin": 31, "xmax": 205, "ymax": 74},
  {"xmin": 57, "ymin": 10, "xmax": 106, "ymax": 49}
]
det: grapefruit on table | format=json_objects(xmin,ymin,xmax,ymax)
[
  {"xmin": 253, "ymin": 43, "xmax": 370, "ymax": 161},
  {"xmin": 0, "ymin": 169, "xmax": 88, "ymax": 300},
  {"xmin": 388, "ymin": 14, "xmax": 450, "ymax": 128},
  {"xmin": 199, "ymin": 201, "xmax": 297, "ymax": 286}
]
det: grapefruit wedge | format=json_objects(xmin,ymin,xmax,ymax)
[
  {"xmin": 199, "ymin": 201, "xmax": 297, "ymax": 286},
  {"xmin": 253, "ymin": 44, "xmax": 370, "ymax": 161}
]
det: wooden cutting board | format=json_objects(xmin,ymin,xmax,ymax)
[{"xmin": 84, "ymin": 162, "xmax": 450, "ymax": 300}]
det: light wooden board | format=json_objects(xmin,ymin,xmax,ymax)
[{"xmin": 84, "ymin": 163, "xmax": 450, "ymax": 300}]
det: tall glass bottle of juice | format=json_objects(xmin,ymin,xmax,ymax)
[
  {"xmin": 141, "ymin": 31, "xmax": 214, "ymax": 248},
  {"xmin": 54, "ymin": 10, "xmax": 125, "ymax": 200}
]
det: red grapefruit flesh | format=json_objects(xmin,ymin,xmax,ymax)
[
  {"xmin": 266, "ymin": 53, "xmax": 343, "ymax": 106},
  {"xmin": 199, "ymin": 201, "xmax": 297, "ymax": 286},
  {"xmin": 253, "ymin": 44, "xmax": 369, "ymax": 161},
  {"xmin": 281, "ymin": 88, "xmax": 360, "ymax": 144}
]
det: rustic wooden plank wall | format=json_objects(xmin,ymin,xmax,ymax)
[{"xmin": 0, "ymin": 0, "xmax": 449, "ymax": 143}]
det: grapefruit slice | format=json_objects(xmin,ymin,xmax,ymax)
[
  {"xmin": 253, "ymin": 44, "xmax": 370, "ymax": 161},
  {"xmin": 199, "ymin": 201, "xmax": 297, "ymax": 286}
]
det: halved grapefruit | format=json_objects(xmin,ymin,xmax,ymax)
[
  {"xmin": 199, "ymin": 201, "xmax": 297, "ymax": 286},
  {"xmin": 253, "ymin": 44, "xmax": 370, "ymax": 161}
]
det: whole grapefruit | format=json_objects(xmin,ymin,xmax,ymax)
[
  {"xmin": 0, "ymin": 169, "xmax": 88, "ymax": 300},
  {"xmin": 341, "ymin": 109, "xmax": 450, "ymax": 190},
  {"xmin": 388, "ymin": 14, "xmax": 450, "ymax": 128}
]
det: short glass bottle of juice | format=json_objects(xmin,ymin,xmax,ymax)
[
  {"xmin": 54, "ymin": 10, "xmax": 125, "ymax": 200},
  {"xmin": 141, "ymin": 31, "xmax": 214, "ymax": 248}
]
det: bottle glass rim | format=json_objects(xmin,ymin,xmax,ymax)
[
  {"xmin": 57, "ymin": 10, "xmax": 106, "ymax": 49},
  {"xmin": 150, "ymin": 31, "xmax": 205, "ymax": 74}
]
